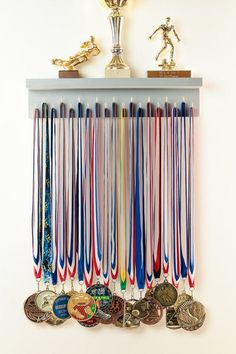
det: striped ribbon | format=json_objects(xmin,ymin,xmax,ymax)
[
  {"xmin": 84, "ymin": 108, "xmax": 93, "ymax": 288},
  {"xmin": 153, "ymin": 107, "xmax": 162, "ymax": 280},
  {"xmin": 32, "ymin": 109, "xmax": 42, "ymax": 280},
  {"xmin": 57, "ymin": 103, "xmax": 67, "ymax": 283},
  {"xmin": 188, "ymin": 106, "xmax": 195, "ymax": 289},
  {"xmin": 172, "ymin": 106, "xmax": 181, "ymax": 287}
]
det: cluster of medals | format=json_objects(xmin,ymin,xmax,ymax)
[{"xmin": 25, "ymin": 100, "xmax": 206, "ymax": 330}]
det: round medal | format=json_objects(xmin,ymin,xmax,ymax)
[
  {"xmin": 52, "ymin": 294, "xmax": 70, "ymax": 320},
  {"xmin": 177, "ymin": 300, "xmax": 206, "ymax": 331},
  {"xmin": 153, "ymin": 281, "xmax": 178, "ymax": 307},
  {"xmin": 86, "ymin": 284, "xmax": 112, "ymax": 310},
  {"xmin": 67, "ymin": 292, "xmax": 96, "ymax": 321},
  {"xmin": 106, "ymin": 295, "xmax": 124, "ymax": 319},
  {"xmin": 141, "ymin": 298, "xmax": 163, "ymax": 325},
  {"xmin": 46, "ymin": 315, "xmax": 65, "ymax": 326},
  {"xmin": 24, "ymin": 293, "xmax": 51, "ymax": 323},
  {"xmin": 35, "ymin": 290, "xmax": 57, "ymax": 313},
  {"xmin": 78, "ymin": 317, "xmax": 100, "ymax": 328}
]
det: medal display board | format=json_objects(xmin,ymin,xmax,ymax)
[{"xmin": 25, "ymin": 78, "xmax": 205, "ymax": 331}]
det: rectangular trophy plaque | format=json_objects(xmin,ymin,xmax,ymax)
[
  {"xmin": 59, "ymin": 70, "xmax": 80, "ymax": 79},
  {"xmin": 147, "ymin": 70, "xmax": 191, "ymax": 78}
]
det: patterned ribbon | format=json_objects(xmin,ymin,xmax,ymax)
[{"xmin": 42, "ymin": 103, "xmax": 53, "ymax": 283}]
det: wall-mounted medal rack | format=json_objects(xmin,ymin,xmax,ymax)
[{"xmin": 25, "ymin": 78, "xmax": 206, "ymax": 331}]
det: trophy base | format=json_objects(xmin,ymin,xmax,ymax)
[
  {"xmin": 59, "ymin": 70, "xmax": 80, "ymax": 78},
  {"xmin": 147, "ymin": 70, "xmax": 191, "ymax": 78},
  {"xmin": 105, "ymin": 67, "xmax": 131, "ymax": 78}
]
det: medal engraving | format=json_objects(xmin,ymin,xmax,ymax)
[
  {"xmin": 141, "ymin": 298, "xmax": 163, "ymax": 325},
  {"xmin": 177, "ymin": 300, "xmax": 206, "ymax": 331},
  {"xmin": 153, "ymin": 282, "xmax": 178, "ymax": 307},
  {"xmin": 24, "ymin": 293, "xmax": 51, "ymax": 323},
  {"xmin": 173, "ymin": 293, "xmax": 192, "ymax": 311},
  {"xmin": 166, "ymin": 307, "xmax": 181, "ymax": 329},
  {"xmin": 35, "ymin": 290, "xmax": 57, "ymax": 313}
]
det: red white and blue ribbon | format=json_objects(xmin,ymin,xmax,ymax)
[
  {"xmin": 57, "ymin": 103, "xmax": 67, "ymax": 284},
  {"xmin": 153, "ymin": 106, "xmax": 162, "ymax": 281},
  {"xmin": 188, "ymin": 106, "xmax": 195, "ymax": 290},
  {"xmin": 32, "ymin": 109, "xmax": 42, "ymax": 281}
]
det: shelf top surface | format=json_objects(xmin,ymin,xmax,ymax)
[{"xmin": 26, "ymin": 78, "xmax": 203, "ymax": 90}]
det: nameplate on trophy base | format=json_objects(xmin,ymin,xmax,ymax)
[
  {"xmin": 147, "ymin": 70, "xmax": 191, "ymax": 78},
  {"xmin": 105, "ymin": 68, "xmax": 131, "ymax": 78},
  {"xmin": 59, "ymin": 70, "xmax": 80, "ymax": 79}
]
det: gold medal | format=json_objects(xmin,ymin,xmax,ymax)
[
  {"xmin": 153, "ymin": 280, "xmax": 178, "ymax": 307},
  {"xmin": 177, "ymin": 300, "xmax": 206, "ymax": 331},
  {"xmin": 173, "ymin": 292, "xmax": 192, "ymax": 311},
  {"xmin": 67, "ymin": 292, "xmax": 96, "ymax": 321},
  {"xmin": 46, "ymin": 315, "xmax": 65, "ymax": 326}
]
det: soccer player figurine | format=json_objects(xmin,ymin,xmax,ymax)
[{"xmin": 149, "ymin": 17, "xmax": 181, "ymax": 70}]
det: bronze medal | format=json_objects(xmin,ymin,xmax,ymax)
[
  {"xmin": 177, "ymin": 300, "xmax": 206, "ymax": 331},
  {"xmin": 35, "ymin": 290, "xmax": 57, "ymax": 313},
  {"xmin": 145, "ymin": 288, "xmax": 154, "ymax": 299},
  {"xmin": 24, "ymin": 293, "xmax": 51, "ymax": 323},
  {"xmin": 67, "ymin": 292, "xmax": 96, "ymax": 321},
  {"xmin": 132, "ymin": 298, "xmax": 151, "ymax": 320},
  {"xmin": 153, "ymin": 281, "xmax": 178, "ymax": 307},
  {"xmin": 114, "ymin": 300, "xmax": 140, "ymax": 328},
  {"xmin": 46, "ymin": 315, "xmax": 65, "ymax": 326},
  {"xmin": 166, "ymin": 307, "xmax": 181, "ymax": 329},
  {"xmin": 97, "ymin": 295, "xmax": 125, "ymax": 325},
  {"xmin": 141, "ymin": 298, "xmax": 163, "ymax": 325}
]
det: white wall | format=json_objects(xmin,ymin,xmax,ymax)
[{"xmin": 0, "ymin": 0, "xmax": 235, "ymax": 353}]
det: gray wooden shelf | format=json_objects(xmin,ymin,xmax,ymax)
[{"xmin": 26, "ymin": 78, "xmax": 202, "ymax": 117}]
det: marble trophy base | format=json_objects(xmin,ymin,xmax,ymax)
[{"xmin": 105, "ymin": 67, "xmax": 131, "ymax": 78}]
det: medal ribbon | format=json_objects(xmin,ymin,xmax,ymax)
[
  {"xmin": 42, "ymin": 103, "xmax": 53, "ymax": 283},
  {"xmin": 51, "ymin": 107, "xmax": 58, "ymax": 286},
  {"xmin": 119, "ymin": 107, "xmax": 127, "ymax": 292},
  {"xmin": 162, "ymin": 102, "xmax": 170, "ymax": 277},
  {"xmin": 93, "ymin": 103, "xmax": 102, "ymax": 280},
  {"xmin": 172, "ymin": 106, "xmax": 181, "ymax": 287},
  {"xmin": 153, "ymin": 107, "xmax": 162, "ymax": 280},
  {"xmin": 84, "ymin": 108, "xmax": 93, "ymax": 288},
  {"xmin": 58, "ymin": 103, "xmax": 67, "ymax": 283},
  {"xmin": 188, "ymin": 106, "xmax": 195, "ymax": 289},
  {"xmin": 135, "ymin": 107, "xmax": 146, "ymax": 291},
  {"xmin": 32, "ymin": 109, "xmax": 42, "ymax": 280},
  {"xmin": 77, "ymin": 102, "xmax": 84, "ymax": 283},
  {"xmin": 128, "ymin": 102, "xmax": 135, "ymax": 287},
  {"xmin": 67, "ymin": 108, "xmax": 77, "ymax": 280},
  {"xmin": 111, "ymin": 102, "xmax": 118, "ymax": 283}
]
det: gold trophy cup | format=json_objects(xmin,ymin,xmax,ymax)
[{"xmin": 101, "ymin": 0, "xmax": 131, "ymax": 78}]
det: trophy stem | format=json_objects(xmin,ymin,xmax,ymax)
[{"xmin": 106, "ymin": 8, "xmax": 131, "ymax": 78}]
